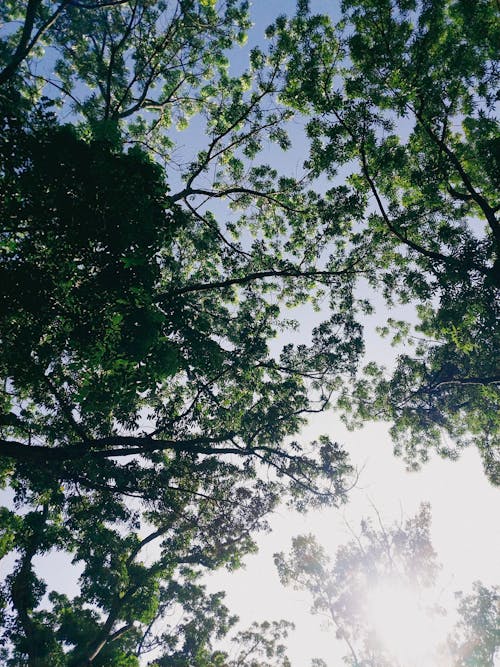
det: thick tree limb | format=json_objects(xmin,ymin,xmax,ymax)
[{"xmin": 0, "ymin": 433, "xmax": 239, "ymax": 463}]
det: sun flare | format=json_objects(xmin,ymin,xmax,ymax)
[{"xmin": 365, "ymin": 579, "xmax": 445, "ymax": 666}]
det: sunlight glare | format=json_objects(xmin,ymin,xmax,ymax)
[{"xmin": 366, "ymin": 579, "xmax": 445, "ymax": 666}]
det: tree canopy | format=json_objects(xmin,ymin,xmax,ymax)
[
  {"xmin": 272, "ymin": 0, "xmax": 499, "ymax": 482},
  {"xmin": 0, "ymin": 1, "xmax": 359, "ymax": 663},
  {"xmin": 0, "ymin": 0, "xmax": 498, "ymax": 664}
]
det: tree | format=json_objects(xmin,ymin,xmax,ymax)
[
  {"xmin": 447, "ymin": 583, "xmax": 500, "ymax": 667},
  {"xmin": 0, "ymin": 0, "xmax": 364, "ymax": 475},
  {"xmin": 0, "ymin": 1, "xmax": 363, "ymax": 663},
  {"xmin": 275, "ymin": 504, "xmax": 441, "ymax": 666},
  {"xmin": 271, "ymin": 0, "xmax": 500, "ymax": 483},
  {"xmin": 275, "ymin": 504, "xmax": 499, "ymax": 666},
  {"xmin": 1, "ymin": 0, "xmax": 497, "ymax": 662}
]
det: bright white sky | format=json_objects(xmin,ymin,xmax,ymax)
[{"xmin": 206, "ymin": 417, "xmax": 499, "ymax": 665}]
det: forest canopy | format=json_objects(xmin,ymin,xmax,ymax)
[{"xmin": 0, "ymin": 0, "xmax": 498, "ymax": 665}]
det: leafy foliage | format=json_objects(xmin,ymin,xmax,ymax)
[
  {"xmin": 272, "ymin": 0, "xmax": 500, "ymax": 482},
  {"xmin": 447, "ymin": 582, "xmax": 500, "ymax": 667},
  {"xmin": 0, "ymin": 1, "xmax": 361, "ymax": 663},
  {"xmin": 0, "ymin": 0, "xmax": 498, "ymax": 663}
]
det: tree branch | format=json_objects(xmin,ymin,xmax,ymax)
[
  {"xmin": 414, "ymin": 110, "xmax": 500, "ymax": 247},
  {"xmin": 0, "ymin": 1, "xmax": 70, "ymax": 86},
  {"xmin": 170, "ymin": 185, "xmax": 306, "ymax": 215},
  {"xmin": 160, "ymin": 264, "xmax": 358, "ymax": 300},
  {"xmin": 0, "ymin": 433, "xmax": 240, "ymax": 463},
  {"xmin": 431, "ymin": 375, "xmax": 500, "ymax": 389}
]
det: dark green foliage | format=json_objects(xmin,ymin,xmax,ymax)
[
  {"xmin": 0, "ymin": 2, "xmax": 360, "ymax": 664},
  {"xmin": 0, "ymin": 95, "xmax": 182, "ymax": 432}
]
